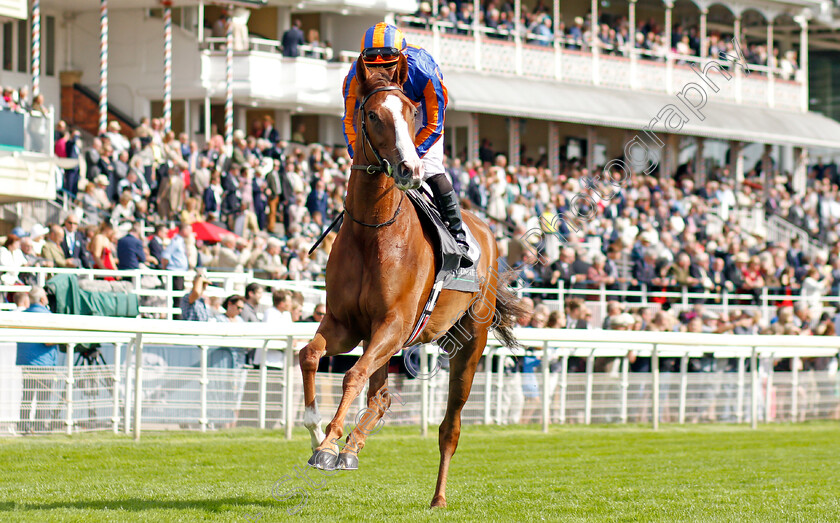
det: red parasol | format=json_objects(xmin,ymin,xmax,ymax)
[{"xmin": 167, "ymin": 222, "xmax": 238, "ymax": 243}]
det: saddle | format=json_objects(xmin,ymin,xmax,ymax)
[
  {"xmin": 402, "ymin": 189, "xmax": 481, "ymax": 347},
  {"xmin": 405, "ymin": 189, "xmax": 481, "ymax": 293},
  {"xmin": 309, "ymin": 189, "xmax": 482, "ymax": 346}
]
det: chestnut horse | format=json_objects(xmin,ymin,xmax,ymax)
[{"xmin": 299, "ymin": 54, "xmax": 526, "ymax": 508}]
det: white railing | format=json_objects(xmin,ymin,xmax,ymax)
[
  {"xmin": 396, "ymin": 17, "xmax": 803, "ymax": 112},
  {"xmin": 0, "ymin": 265, "xmax": 834, "ymax": 326},
  {"xmin": 1, "ymin": 313, "xmax": 838, "ymax": 439},
  {"xmin": 767, "ymin": 214, "xmax": 827, "ymax": 259},
  {"xmin": 522, "ymin": 280, "xmax": 839, "ymax": 330},
  {"xmin": 194, "ymin": 20, "xmax": 801, "ymax": 111},
  {"xmin": 0, "ymin": 266, "xmax": 325, "ymax": 320},
  {"xmin": 201, "ymin": 36, "xmax": 334, "ymax": 61}
]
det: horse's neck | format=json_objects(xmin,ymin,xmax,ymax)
[{"xmin": 345, "ymin": 169, "xmax": 403, "ymax": 229}]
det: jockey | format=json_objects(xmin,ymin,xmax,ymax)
[{"xmin": 342, "ymin": 22, "xmax": 471, "ymax": 264}]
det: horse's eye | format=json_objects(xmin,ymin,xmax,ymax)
[{"xmin": 367, "ymin": 111, "xmax": 377, "ymax": 122}]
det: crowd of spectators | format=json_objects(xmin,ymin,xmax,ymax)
[
  {"xmin": 7, "ymin": 116, "xmax": 840, "ymax": 431},
  {"xmin": 0, "ymin": 84, "xmax": 49, "ymax": 114},
  {"xmin": 1, "ymin": 114, "xmax": 839, "ymax": 340},
  {"xmin": 407, "ymin": 2, "xmax": 800, "ymax": 78}
]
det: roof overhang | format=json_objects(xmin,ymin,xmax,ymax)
[{"xmin": 445, "ymin": 71, "xmax": 840, "ymax": 150}]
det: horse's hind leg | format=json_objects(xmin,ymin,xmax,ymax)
[
  {"xmin": 300, "ymin": 315, "xmax": 357, "ymax": 461},
  {"xmin": 335, "ymin": 362, "xmax": 391, "ymax": 470},
  {"xmin": 431, "ymin": 325, "xmax": 488, "ymax": 508}
]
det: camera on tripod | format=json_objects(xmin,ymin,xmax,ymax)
[{"xmin": 75, "ymin": 343, "xmax": 106, "ymax": 366}]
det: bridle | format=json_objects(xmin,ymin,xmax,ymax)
[
  {"xmin": 346, "ymin": 84, "xmax": 407, "ymax": 228},
  {"xmin": 351, "ymin": 85, "xmax": 405, "ymax": 177}
]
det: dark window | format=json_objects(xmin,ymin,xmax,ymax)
[
  {"xmin": 45, "ymin": 16, "xmax": 54, "ymax": 76},
  {"xmin": 2, "ymin": 23, "xmax": 12, "ymax": 71},
  {"xmin": 16, "ymin": 19, "xmax": 26, "ymax": 73}
]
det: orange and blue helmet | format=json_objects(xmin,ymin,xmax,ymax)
[{"xmin": 360, "ymin": 23, "xmax": 407, "ymax": 66}]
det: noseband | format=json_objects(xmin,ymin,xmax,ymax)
[{"xmin": 345, "ymin": 84, "xmax": 407, "ymax": 228}]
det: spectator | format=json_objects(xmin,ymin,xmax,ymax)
[
  {"xmin": 212, "ymin": 234, "xmax": 249, "ymax": 270},
  {"xmin": 251, "ymin": 289, "xmax": 291, "ymax": 370},
  {"xmin": 41, "ymin": 224, "xmax": 78, "ymax": 268},
  {"xmin": 304, "ymin": 302, "xmax": 326, "ymax": 322},
  {"xmin": 261, "ymin": 115, "xmax": 280, "ymax": 144},
  {"xmin": 148, "ymin": 224, "xmax": 167, "ymax": 269},
  {"xmin": 305, "ymin": 179, "xmax": 329, "ymax": 219},
  {"xmin": 16, "ymin": 286, "xmax": 58, "ymax": 433},
  {"xmin": 180, "ymin": 197, "xmax": 202, "ymax": 226},
  {"xmin": 117, "ymin": 222, "xmax": 147, "ymax": 270},
  {"xmin": 12, "ymin": 290, "xmax": 30, "ymax": 311},
  {"xmin": 0, "ymin": 233, "xmax": 27, "ymax": 285},
  {"xmin": 565, "ymin": 298, "xmax": 588, "ymax": 329},
  {"xmin": 216, "ymin": 294, "xmax": 245, "ymax": 323},
  {"xmin": 180, "ymin": 273, "xmax": 211, "ymax": 321},
  {"xmin": 252, "ymin": 237, "xmax": 287, "ymax": 279},
  {"xmin": 89, "ymin": 222, "xmax": 118, "ymax": 271},
  {"xmin": 240, "ymin": 282, "xmax": 263, "ymax": 322},
  {"xmin": 162, "ymin": 223, "xmax": 192, "ymax": 304},
  {"xmin": 161, "ymin": 224, "xmax": 191, "ymax": 272},
  {"xmin": 60, "ymin": 214, "xmax": 91, "ymax": 268},
  {"xmin": 111, "ymin": 191, "xmax": 136, "ymax": 228},
  {"xmin": 282, "ymin": 19, "xmax": 306, "ymax": 58}
]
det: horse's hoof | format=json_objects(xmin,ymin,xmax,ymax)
[
  {"xmin": 307, "ymin": 449, "xmax": 337, "ymax": 470},
  {"xmin": 430, "ymin": 496, "xmax": 447, "ymax": 509},
  {"xmin": 336, "ymin": 452, "xmax": 359, "ymax": 471}
]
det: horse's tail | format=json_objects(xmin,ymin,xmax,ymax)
[{"xmin": 490, "ymin": 270, "xmax": 529, "ymax": 349}]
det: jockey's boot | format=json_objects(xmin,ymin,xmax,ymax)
[{"xmin": 436, "ymin": 189, "xmax": 473, "ymax": 268}]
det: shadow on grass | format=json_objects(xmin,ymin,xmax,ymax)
[{"xmin": 2, "ymin": 497, "xmax": 273, "ymax": 513}]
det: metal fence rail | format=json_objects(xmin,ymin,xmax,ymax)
[
  {"xmin": 1, "ymin": 314, "xmax": 838, "ymax": 438},
  {"xmin": 0, "ymin": 265, "xmax": 834, "ymax": 327}
]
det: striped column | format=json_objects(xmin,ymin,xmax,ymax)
[
  {"xmin": 508, "ymin": 117, "xmax": 520, "ymax": 168},
  {"xmin": 225, "ymin": 10, "xmax": 233, "ymax": 150},
  {"xmin": 548, "ymin": 122, "xmax": 560, "ymax": 176},
  {"xmin": 99, "ymin": 0, "xmax": 109, "ymax": 135},
  {"xmin": 468, "ymin": 113, "xmax": 479, "ymax": 163},
  {"xmin": 31, "ymin": 0, "xmax": 40, "ymax": 97},
  {"xmin": 163, "ymin": 2, "xmax": 173, "ymax": 132}
]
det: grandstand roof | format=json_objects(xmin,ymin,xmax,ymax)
[{"xmin": 446, "ymin": 71, "xmax": 840, "ymax": 150}]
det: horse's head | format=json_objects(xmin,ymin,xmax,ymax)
[{"xmin": 355, "ymin": 55, "xmax": 423, "ymax": 191}]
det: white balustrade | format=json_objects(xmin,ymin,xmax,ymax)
[
  {"xmin": 396, "ymin": 19, "xmax": 801, "ymax": 112},
  {"xmin": 1, "ymin": 313, "xmax": 838, "ymax": 439}
]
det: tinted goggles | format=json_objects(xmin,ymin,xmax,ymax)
[{"xmin": 361, "ymin": 47, "xmax": 400, "ymax": 64}]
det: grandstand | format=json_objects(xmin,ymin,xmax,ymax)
[{"xmin": 2, "ymin": 0, "xmax": 840, "ymax": 439}]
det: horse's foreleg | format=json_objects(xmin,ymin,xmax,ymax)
[
  {"xmin": 431, "ymin": 327, "xmax": 487, "ymax": 509},
  {"xmin": 300, "ymin": 333, "xmax": 328, "ymax": 452},
  {"xmin": 318, "ymin": 320, "xmax": 402, "ymax": 462},
  {"xmin": 336, "ymin": 363, "xmax": 390, "ymax": 470},
  {"xmin": 301, "ymin": 318, "xmax": 358, "ymax": 462}
]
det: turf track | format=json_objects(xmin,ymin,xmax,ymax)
[{"xmin": 2, "ymin": 422, "xmax": 839, "ymax": 522}]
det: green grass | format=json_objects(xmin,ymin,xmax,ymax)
[{"xmin": 1, "ymin": 423, "xmax": 839, "ymax": 522}]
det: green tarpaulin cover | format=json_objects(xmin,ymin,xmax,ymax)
[{"xmin": 45, "ymin": 273, "xmax": 139, "ymax": 317}]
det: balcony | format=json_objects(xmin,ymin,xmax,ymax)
[
  {"xmin": 399, "ymin": 19, "xmax": 804, "ymax": 113},
  {"xmin": 0, "ymin": 109, "xmax": 57, "ymax": 204},
  {"xmin": 200, "ymin": 38, "xmax": 350, "ymax": 111}
]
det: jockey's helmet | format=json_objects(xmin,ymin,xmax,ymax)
[{"xmin": 360, "ymin": 23, "xmax": 407, "ymax": 67}]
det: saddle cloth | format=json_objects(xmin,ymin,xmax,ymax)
[{"xmin": 404, "ymin": 189, "xmax": 481, "ymax": 346}]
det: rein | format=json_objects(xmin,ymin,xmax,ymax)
[
  {"xmin": 343, "ymin": 191, "xmax": 405, "ymax": 228},
  {"xmin": 345, "ymin": 84, "xmax": 407, "ymax": 229}
]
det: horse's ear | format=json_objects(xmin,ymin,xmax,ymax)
[
  {"xmin": 395, "ymin": 53, "xmax": 409, "ymax": 86},
  {"xmin": 355, "ymin": 55, "xmax": 369, "ymax": 87}
]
